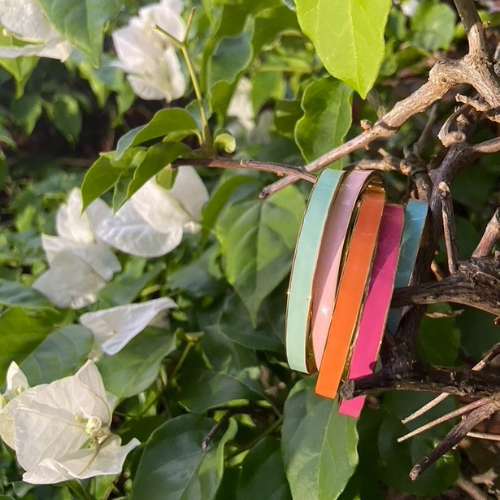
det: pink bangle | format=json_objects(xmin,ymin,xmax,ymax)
[
  {"xmin": 310, "ymin": 170, "xmax": 379, "ymax": 370},
  {"xmin": 338, "ymin": 204, "xmax": 404, "ymax": 418}
]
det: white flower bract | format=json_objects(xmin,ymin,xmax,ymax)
[
  {"xmin": 32, "ymin": 189, "xmax": 121, "ymax": 309},
  {"xmin": 96, "ymin": 166, "xmax": 209, "ymax": 258},
  {"xmin": 112, "ymin": 0, "xmax": 186, "ymax": 101},
  {"xmin": 0, "ymin": 0, "xmax": 72, "ymax": 61},
  {"xmin": 0, "ymin": 361, "xmax": 139, "ymax": 484},
  {"xmin": 80, "ymin": 297, "xmax": 177, "ymax": 355}
]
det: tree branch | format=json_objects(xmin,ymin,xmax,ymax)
[
  {"xmin": 410, "ymin": 400, "xmax": 498, "ymax": 480},
  {"xmin": 392, "ymin": 258, "xmax": 500, "ymax": 316},
  {"xmin": 172, "ymin": 157, "xmax": 316, "ymax": 183},
  {"xmin": 472, "ymin": 208, "xmax": 500, "ymax": 258},
  {"xmin": 341, "ymin": 365, "xmax": 500, "ymax": 400}
]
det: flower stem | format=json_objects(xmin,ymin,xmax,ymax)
[
  {"xmin": 180, "ymin": 45, "xmax": 213, "ymax": 154},
  {"xmin": 156, "ymin": 10, "xmax": 214, "ymax": 154}
]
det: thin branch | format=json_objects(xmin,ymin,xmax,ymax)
[
  {"xmin": 401, "ymin": 343, "xmax": 500, "ymax": 424},
  {"xmin": 413, "ymin": 104, "xmax": 439, "ymax": 157},
  {"xmin": 398, "ymin": 398, "xmax": 490, "ymax": 443},
  {"xmin": 409, "ymin": 400, "xmax": 498, "ymax": 480},
  {"xmin": 172, "ymin": 157, "xmax": 316, "ymax": 182},
  {"xmin": 260, "ymin": 62, "xmax": 460, "ymax": 198},
  {"xmin": 455, "ymin": 473, "xmax": 491, "ymax": 500},
  {"xmin": 472, "ymin": 209, "xmax": 500, "ymax": 258},
  {"xmin": 472, "ymin": 136, "xmax": 500, "ymax": 154},
  {"xmin": 201, "ymin": 412, "xmax": 232, "ymax": 451},
  {"xmin": 466, "ymin": 431, "xmax": 500, "ymax": 442},
  {"xmin": 439, "ymin": 181, "xmax": 460, "ymax": 273}
]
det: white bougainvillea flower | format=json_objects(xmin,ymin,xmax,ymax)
[
  {"xmin": 32, "ymin": 251, "xmax": 108, "ymax": 309},
  {"xmin": 0, "ymin": 0, "xmax": 72, "ymax": 61},
  {"xmin": 33, "ymin": 189, "xmax": 121, "ymax": 308},
  {"xmin": 0, "ymin": 362, "xmax": 29, "ymax": 409},
  {"xmin": 80, "ymin": 297, "xmax": 177, "ymax": 355},
  {"xmin": 227, "ymin": 77, "xmax": 255, "ymax": 132},
  {"xmin": 96, "ymin": 166, "xmax": 209, "ymax": 258},
  {"xmin": 9, "ymin": 361, "xmax": 139, "ymax": 484},
  {"xmin": 112, "ymin": 0, "xmax": 186, "ymax": 101},
  {"xmin": 0, "ymin": 363, "xmax": 43, "ymax": 450}
]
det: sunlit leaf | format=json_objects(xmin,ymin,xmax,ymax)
[
  {"xmin": 295, "ymin": 78, "xmax": 353, "ymax": 163},
  {"xmin": 294, "ymin": 0, "xmax": 391, "ymax": 96},
  {"xmin": 217, "ymin": 186, "xmax": 305, "ymax": 325},
  {"xmin": 115, "ymin": 108, "xmax": 199, "ymax": 160},
  {"xmin": 282, "ymin": 377, "xmax": 358, "ymax": 500}
]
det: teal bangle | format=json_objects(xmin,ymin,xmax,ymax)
[
  {"xmin": 286, "ymin": 169, "xmax": 345, "ymax": 373},
  {"xmin": 386, "ymin": 199, "xmax": 428, "ymax": 335}
]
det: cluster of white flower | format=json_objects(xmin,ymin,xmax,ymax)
[
  {"xmin": 112, "ymin": 0, "xmax": 187, "ymax": 101},
  {"xmin": 0, "ymin": 362, "xmax": 139, "ymax": 484},
  {"xmin": 14, "ymin": 165, "xmax": 207, "ymax": 483}
]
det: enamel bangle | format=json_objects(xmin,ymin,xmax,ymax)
[
  {"xmin": 286, "ymin": 169, "xmax": 345, "ymax": 373},
  {"xmin": 315, "ymin": 188, "xmax": 386, "ymax": 399},
  {"xmin": 311, "ymin": 170, "xmax": 381, "ymax": 370},
  {"xmin": 386, "ymin": 200, "xmax": 428, "ymax": 335},
  {"xmin": 338, "ymin": 204, "xmax": 404, "ymax": 418}
]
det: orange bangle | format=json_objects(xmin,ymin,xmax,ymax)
[{"xmin": 315, "ymin": 188, "xmax": 385, "ymax": 399}]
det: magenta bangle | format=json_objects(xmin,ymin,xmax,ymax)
[{"xmin": 338, "ymin": 204, "xmax": 404, "ymax": 418}]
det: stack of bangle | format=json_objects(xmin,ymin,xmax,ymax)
[{"xmin": 285, "ymin": 168, "xmax": 427, "ymax": 418}]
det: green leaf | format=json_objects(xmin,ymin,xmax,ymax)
[
  {"xmin": 458, "ymin": 308, "xmax": 500, "ymax": 360},
  {"xmin": 251, "ymin": 72, "xmax": 285, "ymax": 114},
  {"xmin": 115, "ymin": 108, "xmax": 199, "ymax": 160},
  {"xmin": 99, "ymin": 261, "xmax": 166, "ymax": 306},
  {"xmin": 20, "ymin": 325, "xmax": 93, "ymax": 385},
  {"xmin": 179, "ymin": 368, "xmax": 263, "ymax": 413},
  {"xmin": 10, "ymin": 94, "xmax": 42, "ymax": 134},
  {"xmin": 236, "ymin": 438, "xmax": 292, "ymax": 500},
  {"xmin": 97, "ymin": 326, "xmax": 176, "ymax": 399},
  {"xmin": 0, "ymin": 31, "xmax": 38, "ymax": 98},
  {"xmin": 208, "ymin": 17, "xmax": 254, "ymax": 88},
  {"xmin": 252, "ymin": 5, "xmax": 300, "ymax": 55},
  {"xmin": 218, "ymin": 292, "xmax": 285, "ymax": 352},
  {"xmin": 81, "ymin": 148, "xmax": 146, "ymax": 210},
  {"xmin": 201, "ymin": 325, "xmax": 260, "ymax": 375},
  {"xmin": 417, "ymin": 304, "xmax": 460, "ymax": 366},
  {"xmin": 202, "ymin": 174, "xmax": 259, "ymax": 235},
  {"xmin": 0, "ymin": 308, "xmax": 49, "ymax": 385},
  {"xmin": 295, "ymin": 0, "xmax": 391, "ymax": 97},
  {"xmin": 45, "ymin": 94, "xmax": 82, "ymax": 143},
  {"xmin": 131, "ymin": 414, "xmax": 234, "ymax": 500},
  {"xmin": 0, "ymin": 278, "xmax": 54, "ymax": 310},
  {"xmin": 295, "ymin": 78, "xmax": 353, "ymax": 163},
  {"xmin": 282, "ymin": 377, "xmax": 358, "ymax": 500},
  {"xmin": 125, "ymin": 142, "xmax": 190, "ymax": 202},
  {"xmin": 411, "ymin": 0, "xmax": 456, "ymax": 52},
  {"xmin": 168, "ymin": 246, "xmax": 224, "ymax": 299},
  {"xmin": 274, "ymin": 100, "xmax": 303, "ymax": 140},
  {"xmin": 179, "ymin": 325, "xmax": 263, "ymax": 413},
  {"xmin": 217, "ymin": 186, "xmax": 305, "ymax": 324},
  {"xmin": 37, "ymin": 0, "xmax": 123, "ymax": 67},
  {"xmin": 378, "ymin": 392, "xmax": 460, "ymax": 496}
]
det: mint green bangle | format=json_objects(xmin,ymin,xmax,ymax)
[
  {"xmin": 286, "ymin": 169, "xmax": 345, "ymax": 373},
  {"xmin": 386, "ymin": 199, "xmax": 428, "ymax": 335}
]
